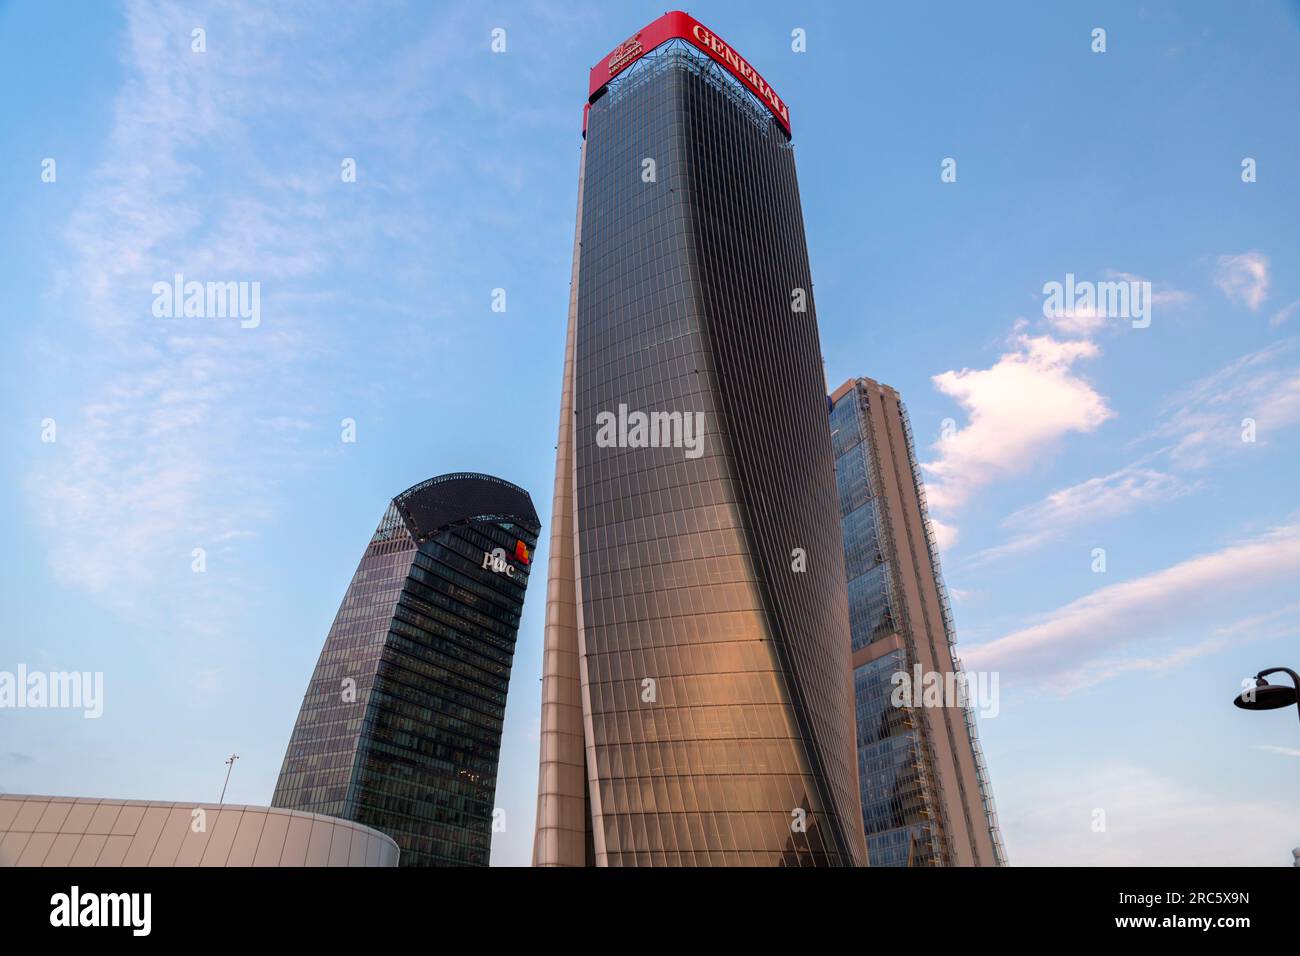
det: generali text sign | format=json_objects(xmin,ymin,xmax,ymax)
[{"xmin": 589, "ymin": 11, "xmax": 792, "ymax": 136}]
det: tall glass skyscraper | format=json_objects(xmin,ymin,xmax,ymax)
[
  {"xmin": 273, "ymin": 472, "xmax": 540, "ymax": 866},
  {"xmin": 829, "ymin": 376, "xmax": 1006, "ymax": 866},
  {"xmin": 533, "ymin": 12, "xmax": 867, "ymax": 867}
]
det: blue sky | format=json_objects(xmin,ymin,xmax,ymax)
[{"xmin": 2, "ymin": 0, "xmax": 1298, "ymax": 867}]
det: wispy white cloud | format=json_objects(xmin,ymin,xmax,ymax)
[
  {"xmin": 1051, "ymin": 638, "xmax": 1229, "ymax": 693},
  {"xmin": 1271, "ymin": 299, "xmax": 1300, "ymax": 328},
  {"xmin": 1214, "ymin": 250, "xmax": 1270, "ymax": 310},
  {"xmin": 921, "ymin": 334, "xmax": 1113, "ymax": 512},
  {"xmin": 967, "ymin": 464, "xmax": 1194, "ymax": 566},
  {"xmin": 1059, "ymin": 599, "xmax": 1300, "ymax": 695},
  {"xmin": 967, "ymin": 340, "xmax": 1300, "ymax": 564},
  {"xmin": 1040, "ymin": 270, "xmax": 1189, "ymax": 337},
  {"xmin": 1152, "ymin": 338, "xmax": 1300, "ymax": 468},
  {"xmin": 1106, "ymin": 270, "xmax": 1192, "ymax": 310},
  {"xmin": 1152, "ymin": 288, "xmax": 1194, "ymax": 307},
  {"xmin": 1044, "ymin": 304, "xmax": 1108, "ymax": 338},
  {"xmin": 27, "ymin": 3, "xmax": 349, "ymax": 622},
  {"xmin": 930, "ymin": 270, "xmax": 1189, "ymax": 542},
  {"xmin": 26, "ymin": 0, "xmax": 593, "ymax": 643},
  {"xmin": 964, "ymin": 523, "xmax": 1300, "ymax": 684},
  {"xmin": 1254, "ymin": 745, "xmax": 1300, "ymax": 759}
]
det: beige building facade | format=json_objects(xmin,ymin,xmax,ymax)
[{"xmin": 0, "ymin": 794, "xmax": 398, "ymax": 867}]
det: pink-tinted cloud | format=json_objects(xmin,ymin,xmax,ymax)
[
  {"xmin": 965, "ymin": 522, "xmax": 1300, "ymax": 681},
  {"xmin": 922, "ymin": 334, "xmax": 1114, "ymax": 512},
  {"xmin": 1214, "ymin": 250, "xmax": 1270, "ymax": 310}
]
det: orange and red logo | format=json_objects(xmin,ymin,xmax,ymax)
[{"xmin": 515, "ymin": 540, "xmax": 531, "ymax": 565}]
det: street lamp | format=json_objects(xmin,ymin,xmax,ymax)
[
  {"xmin": 219, "ymin": 753, "xmax": 239, "ymax": 805},
  {"xmin": 1235, "ymin": 671, "xmax": 1300, "ymax": 869},
  {"xmin": 1233, "ymin": 667, "xmax": 1300, "ymax": 726}
]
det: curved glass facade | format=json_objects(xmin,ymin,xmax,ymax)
[
  {"xmin": 534, "ymin": 27, "xmax": 867, "ymax": 867},
  {"xmin": 273, "ymin": 473, "xmax": 540, "ymax": 866}
]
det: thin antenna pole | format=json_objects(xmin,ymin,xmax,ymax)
[{"xmin": 219, "ymin": 753, "xmax": 239, "ymax": 805}]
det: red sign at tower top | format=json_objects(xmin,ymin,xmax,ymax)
[{"xmin": 588, "ymin": 11, "xmax": 792, "ymax": 136}]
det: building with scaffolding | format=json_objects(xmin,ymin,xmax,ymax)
[{"xmin": 829, "ymin": 376, "xmax": 1006, "ymax": 866}]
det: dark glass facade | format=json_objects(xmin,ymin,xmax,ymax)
[
  {"xmin": 273, "ymin": 473, "xmax": 540, "ymax": 866},
  {"xmin": 831, "ymin": 378, "xmax": 1005, "ymax": 866},
  {"xmin": 535, "ymin": 27, "xmax": 867, "ymax": 866}
]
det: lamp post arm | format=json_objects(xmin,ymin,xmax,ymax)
[{"xmin": 1257, "ymin": 668, "xmax": 1300, "ymax": 726}]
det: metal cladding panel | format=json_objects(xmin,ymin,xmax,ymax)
[
  {"xmin": 0, "ymin": 796, "xmax": 399, "ymax": 867},
  {"xmin": 532, "ymin": 143, "xmax": 592, "ymax": 867},
  {"xmin": 558, "ymin": 51, "xmax": 864, "ymax": 866},
  {"xmin": 394, "ymin": 472, "xmax": 540, "ymax": 542}
]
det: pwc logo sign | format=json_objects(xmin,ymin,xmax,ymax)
[
  {"xmin": 589, "ymin": 11, "xmax": 792, "ymax": 137},
  {"xmin": 482, "ymin": 541, "xmax": 530, "ymax": 577}
]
